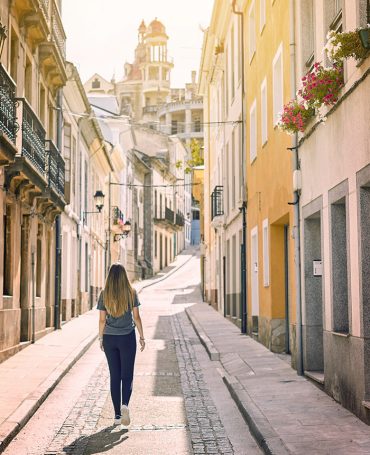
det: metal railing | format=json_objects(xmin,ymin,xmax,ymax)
[
  {"xmin": 143, "ymin": 105, "xmax": 159, "ymax": 114},
  {"xmin": 51, "ymin": 0, "xmax": 66, "ymax": 59},
  {"xmin": 165, "ymin": 207, "xmax": 175, "ymax": 223},
  {"xmin": 175, "ymin": 213, "xmax": 185, "ymax": 227},
  {"xmin": 39, "ymin": 0, "xmax": 50, "ymax": 21},
  {"xmin": 0, "ymin": 64, "xmax": 17, "ymax": 144},
  {"xmin": 17, "ymin": 98, "xmax": 46, "ymax": 175},
  {"xmin": 46, "ymin": 140, "xmax": 65, "ymax": 196},
  {"xmin": 211, "ymin": 186, "xmax": 224, "ymax": 220}
]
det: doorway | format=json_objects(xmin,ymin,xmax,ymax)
[{"xmin": 251, "ymin": 227, "xmax": 259, "ymax": 333}]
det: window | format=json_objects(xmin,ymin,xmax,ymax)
[
  {"xmin": 331, "ymin": 197, "xmax": 349, "ymax": 333},
  {"xmin": 272, "ymin": 44, "xmax": 283, "ymax": 125},
  {"xmin": 84, "ymin": 159, "xmax": 88, "ymax": 223},
  {"xmin": 260, "ymin": 0, "xmax": 266, "ymax": 32},
  {"xmin": 249, "ymin": 99, "xmax": 257, "ymax": 163},
  {"xmin": 160, "ymin": 193, "xmax": 163, "ymax": 217},
  {"xmin": 261, "ymin": 78, "xmax": 268, "ymax": 145},
  {"xmin": 226, "ymin": 143, "xmax": 229, "ymax": 214},
  {"xmin": 249, "ymin": 1, "xmax": 256, "ymax": 61},
  {"xmin": 39, "ymin": 84, "xmax": 46, "ymax": 124},
  {"xmin": 171, "ymin": 120, "xmax": 178, "ymax": 134},
  {"xmin": 231, "ymin": 25, "xmax": 235, "ymax": 99},
  {"xmin": 262, "ymin": 219, "xmax": 270, "ymax": 287},
  {"xmin": 232, "ymin": 130, "xmax": 236, "ymax": 208},
  {"xmin": 10, "ymin": 29, "xmax": 18, "ymax": 83},
  {"xmin": 25, "ymin": 58, "xmax": 32, "ymax": 102},
  {"xmin": 92, "ymin": 78, "xmax": 100, "ymax": 89},
  {"xmin": 85, "ymin": 243, "xmax": 89, "ymax": 292},
  {"xmin": 192, "ymin": 210, "xmax": 200, "ymax": 220},
  {"xmin": 155, "ymin": 231, "xmax": 158, "ymax": 257},
  {"xmin": 225, "ymin": 47, "xmax": 229, "ymax": 114},
  {"xmin": 63, "ymin": 124, "xmax": 71, "ymax": 201},
  {"xmin": 325, "ymin": 0, "xmax": 343, "ymax": 34},
  {"xmin": 3, "ymin": 205, "xmax": 12, "ymax": 296},
  {"xmin": 154, "ymin": 190, "xmax": 157, "ymax": 217},
  {"xmin": 239, "ymin": 121, "xmax": 243, "ymax": 199},
  {"xmin": 36, "ymin": 224, "xmax": 42, "ymax": 297},
  {"xmin": 301, "ymin": 0, "xmax": 315, "ymax": 70}
]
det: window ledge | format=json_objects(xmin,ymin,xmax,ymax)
[{"xmin": 332, "ymin": 331, "xmax": 350, "ymax": 338}]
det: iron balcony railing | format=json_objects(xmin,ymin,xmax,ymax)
[
  {"xmin": 176, "ymin": 213, "xmax": 185, "ymax": 227},
  {"xmin": 46, "ymin": 140, "xmax": 65, "ymax": 196},
  {"xmin": 112, "ymin": 206, "xmax": 125, "ymax": 226},
  {"xmin": 165, "ymin": 207, "xmax": 175, "ymax": 224},
  {"xmin": 0, "ymin": 64, "xmax": 17, "ymax": 144},
  {"xmin": 17, "ymin": 98, "xmax": 46, "ymax": 175},
  {"xmin": 211, "ymin": 186, "xmax": 224, "ymax": 220},
  {"xmin": 39, "ymin": 0, "xmax": 50, "ymax": 21},
  {"xmin": 51, "ymin": 0, "xmax": 66, "ymax": 59}
]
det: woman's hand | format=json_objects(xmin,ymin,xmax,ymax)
[{"xmin": 139, "ymin": 338, "xmax": 145, "ymax": 352}]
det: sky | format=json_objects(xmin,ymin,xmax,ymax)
[{"xmin": 62, "ymin": 0, "xmax": 214, "ymax": 88}]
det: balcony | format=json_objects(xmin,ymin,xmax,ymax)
[
  {"xmin": 0, "ymin": 65, "xmax": 18, "ymax": 163},
  {"xmin": 157, "ymin": 98, "xmax": 203, "ymax": 117},
  {"xmin": 46, "ymin": 140, "xmax": 65, "ymax": 197},
  {"xmin": 175, "ymin": 213, "xmax": 185, "ymax": 227},
  {"xmin": 154, "ymin": 207, "xmax": 177, "ymax": 229},
  {"xmin": 38, "ymin": 0, "xmax": 67, "ymax": 88},
  {"xmin": 142, "ymin": 105, "xmax": 159, "ymax": 115},
  {"xmin": 211, "ymin": 186, "xmax": 224, "ymax": 221},
  {"xmin": 5, "ymin": 98, "xmax": 65, "ymax": 212}
]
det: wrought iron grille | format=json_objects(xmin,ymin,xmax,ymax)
[
  {"xmin": 211, "ymin": 186, "xmax": 224, "ymax": 220},
  {"xmin": 165, "ymin": 207, "xmax": 175, "ymax": 223},
  {"xmin": 0, "ymin": 64, "xmax": 17, "ymax": 143},
  {"xmin": 46, "ymin": 140, "xmax": 65, "ymax": 196},
  {"xmin": 18, "ymin": 98, "xmax": 46, "ymax": 175},
  {"xmin": 39, "ymin": 0, "xmax": 50, "ymax": 20},
  {"xmin": 51, "ymin": 1, "xmax": 66, "ymax": 59},
  {"xmin": 175, "ymin": 213, "xmax": 185, "ymax": 227}
]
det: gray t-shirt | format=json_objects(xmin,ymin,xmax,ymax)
[{"xmin": 97, "ymin": 289, "xmax": 141, "ymax": 335}]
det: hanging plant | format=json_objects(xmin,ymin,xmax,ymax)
[
  {"xmin": 325, "ymin": 29, "xmax": 369, "ymax": 63},
  {"xmin": 298, "ymin": 62, "xmax": 344, "ymax": 108},
  {"xmin": 278, "ymin": 100, "xmax": 315, "ymax": 134}
]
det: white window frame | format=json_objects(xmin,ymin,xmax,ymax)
[
  {"xmin": 260, "ymin": 0, "xmax": 266, "ymax": 33},
  {"xmin": 272, "ymin": 43, "xmax": 283, "ymax": 126},
  {"xmin": 248, "ymin": 0, "xmax": 256, "ymax": 62},
  {"xmin": 262, "ymin": 219, "xmax": 270, "ymax": 287},
  {"xmin": 249, "ymin": 99, "xmax": 257, "ymax": 163},
  {"xmin": 261, "ymin": 77, "xmax": 268, "ymax": 146}
]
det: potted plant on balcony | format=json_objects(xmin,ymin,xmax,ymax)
[
  {"xmin": 298, "ymin": 62, "xmax": 344, "ymax": 108},
  {"xmin": 278, "ymin": 100, "xmax": 315, "ymax": 134},
  {"xmin": 325, "ymin": 29, "xmax": 369, "ymax": 63}
]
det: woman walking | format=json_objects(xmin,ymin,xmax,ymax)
[{"xmin": 97, "ymin": 263, "xmax": 145, "ymax": 426}]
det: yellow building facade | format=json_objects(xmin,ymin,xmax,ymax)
[
  {"xmin": 244, "ymin": 0, "xmax": 296, "ymax": 355},
  {"xmin": 200, "ymin": 0, "xmax": 297, "ymax": 361}
]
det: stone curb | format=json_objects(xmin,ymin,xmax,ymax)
[
  {"xmin": 0, "ymin": 331, "xmax": 98, "ymax": 453},
  {"xmin": 221, "ymin": 370, "xmax": 292, "ymax": 455},
  {"xmin": 185, "ymin": 307, "xmax": 220, "ymax": 361},
  {"xmin": 186, "ymin": 307, "xmax": 291, "ymax": 455}
]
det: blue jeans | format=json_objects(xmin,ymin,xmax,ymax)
[{"xmin": 103, "ymin": 331, "xmax": 137, "ymax": 416}]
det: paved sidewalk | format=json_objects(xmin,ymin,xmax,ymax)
[
  {"xmin": 186, "ymin": 303, "xmax": 370, "ymax": 455},
  {"xmin": 0, "ymin": 311, "xmax": 98, "ymax": 452}
]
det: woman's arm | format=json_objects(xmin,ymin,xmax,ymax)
[
  {"xmin": 133, "ymin": 307, "xmax": 145, "ymax": 351},
  {"xmin": 99, "ymin": 310, "xmax": 106, "ymax": 350}
]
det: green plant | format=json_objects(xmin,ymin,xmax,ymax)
[
  {"xmin": 325, "ymin": 29, "xmax": 369, "ymax": 63},
  {"xmin": 298, "ymin": 62, "xmax": 344, "ymax": 108},
  {"xmin": 278, "ymin": 100, "xmax": 314, "ymax": 134},
  {"xmin": 181, "ymin": 139, "xmax": 204, "ymax": 174},
  {"xmin": 175, "ymin": 160, "xmax": 183, "ymax": 169}
]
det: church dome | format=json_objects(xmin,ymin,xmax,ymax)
[{"xmin": 146, "ymin": 18, "xmax": 167, "ymax": 37}]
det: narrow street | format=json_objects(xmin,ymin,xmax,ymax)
[{"xmin": 3, "ymin": 250, "xmax": 261, "ymax": 455}]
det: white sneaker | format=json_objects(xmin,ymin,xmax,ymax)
[
  {"xmin": 121, "ymin": 405, "xmax": 130, "ymax": 426},
  {"xmin": 114, "ymin": 415, "xmax": 121, "ymax": 426}
]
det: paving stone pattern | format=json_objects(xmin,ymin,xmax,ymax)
[
  {"xmin": 171, "ymin": 312, "xmax": 234, "ymax": 455},
  {"xmin": 44, "ymin": 360, "xmax": 109, "ymax": 455}
]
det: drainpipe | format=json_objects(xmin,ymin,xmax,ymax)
[
  {"xmin": 31, "ymin": 249, "xmax": 35, "ymax": 343},
  {"xmin": 232, "ymin": 0, "xmax": 248, "ymax": 334},
  {"xmin": 54, "ymin": 88, "xmax": 63, "ymax": 330},
  {"xmin": 289, "ymin": 0, "xmax": 303, "ymax": 376}
]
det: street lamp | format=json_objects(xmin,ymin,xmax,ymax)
[
  {"xmin": 83, "ymin": 190, "xmax": 105, "ymax": 224},
  {"xmin": 114, "ymin": 220, "xmax": 132, "ymax": 242},
  {"xmin": 0, "ymin": 22, "xmax": 7, "ymax": 58}
]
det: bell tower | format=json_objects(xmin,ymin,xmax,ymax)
[{"xmin": 140, "ymin": 18, "xmax": 173, "ymax": 116}]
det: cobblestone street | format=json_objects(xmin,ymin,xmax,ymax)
[{"xmin": 3, "ymin": 252, "xmax": 261, "ymax": 455}]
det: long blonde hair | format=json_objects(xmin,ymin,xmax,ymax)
[{"xmin": 103, "ymin": 263, "xmax": 134, "ymax": 317}]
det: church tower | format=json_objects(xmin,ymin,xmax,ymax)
[{"xmin": 140, "ymin": 18, "xmax": 174, "ymax": 120}]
